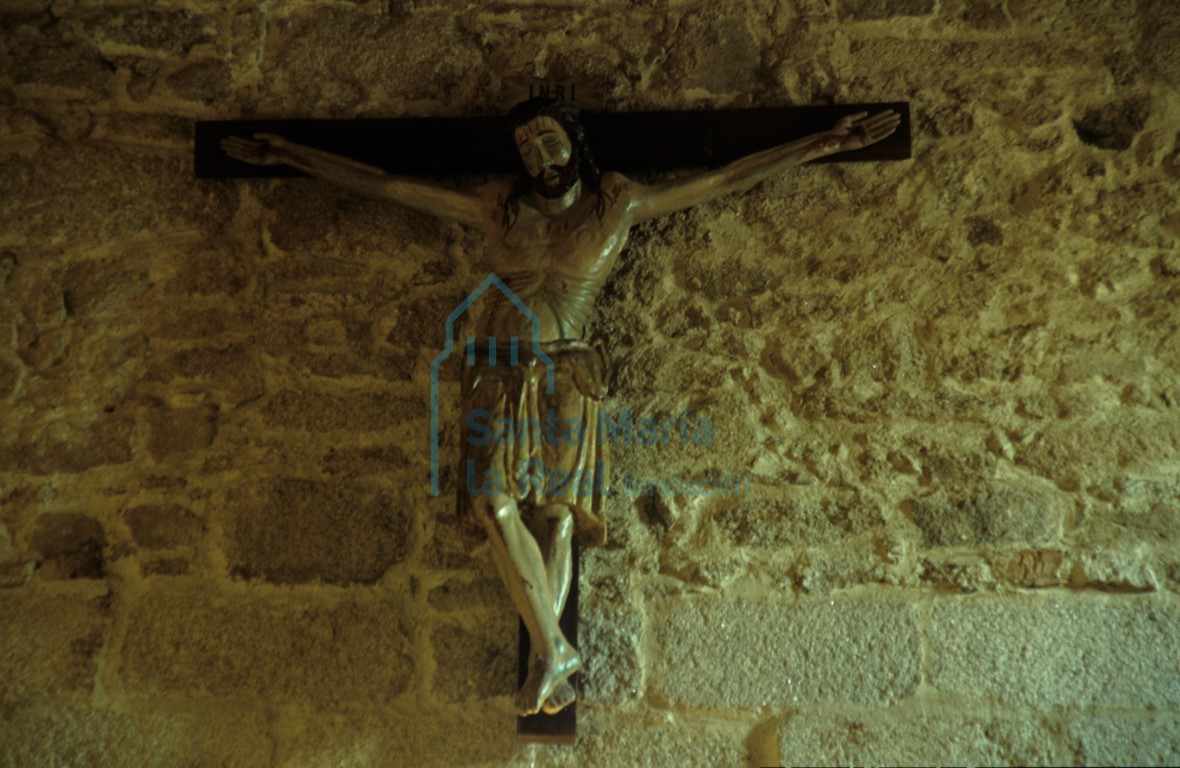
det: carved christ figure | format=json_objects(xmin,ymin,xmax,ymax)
[{"xmin": 223, "ymin": 100, "xmax": 898, "ymax": 716}]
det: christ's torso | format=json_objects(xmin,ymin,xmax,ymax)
[{"xmin": 477, "ymin": 174, "xmax": 631, "ymax": 343}]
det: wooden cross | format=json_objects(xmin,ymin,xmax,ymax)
[
  {"xmin": 194, "ymin": 102, "xmax": 911, "ymax": 745},
  {"xmin": 195, "ymin": 102, "xmax": 909, "ymax": 179}
]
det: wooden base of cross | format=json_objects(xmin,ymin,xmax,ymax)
[{"xmin": 516, "ymin": 539, "xmax": 580, "ymax": 744}]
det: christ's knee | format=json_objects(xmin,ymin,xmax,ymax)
[
  {"xmin": 478, "ymin": 493, "xmax": 520, "ymax": 533},
  {"xmin": 542, "ymin": 504, "xmax": 573, "ymax": 543}
]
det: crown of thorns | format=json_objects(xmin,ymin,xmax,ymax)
[{"xmin": 505, "ymin": 98, "xmax": 586, "ymax": 145}]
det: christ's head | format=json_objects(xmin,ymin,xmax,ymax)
[
  {"xmin": 514, "ymin": 115, "xmax": 578, "ymax": 198},
  {"xmin": 506, "ymin": 98, "xmax": 601, "ymax": 200}
]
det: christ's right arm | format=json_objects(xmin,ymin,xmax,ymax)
[{"xmin": 221, "ymin": 132, "xmax": 488, "ymax": 229}]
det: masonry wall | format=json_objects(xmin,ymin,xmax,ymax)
[{"xmin": 2, "ymin": 1, "xmax": 1179, "ymax": 766}]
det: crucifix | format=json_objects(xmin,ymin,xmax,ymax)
[{"xmin": 196, "ymin": 98, "xmax": 910, "ymax": 744}]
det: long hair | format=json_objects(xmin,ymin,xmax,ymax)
[{"xmin": 503, "ymin": 98, "xmax": 606, "ymax": 230}]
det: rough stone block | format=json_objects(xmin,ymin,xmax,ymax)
[
  {"xmin": 86, "ymin": 9, "xmax": 215, "ymax": 55},
  {"xmin": 777, "ymin": 708, "xmax": 1057, "ymax": 765},
  {"xmin": 1014, "ymin": 418, "xmax": 1178, "ymax": 490},
  {"xmin": 222, "ymin": 478, "xmax": 411, "ymax": 585},
  {"xmin": 955, "ymin": 0, "xmax": 1011, "ymax": 30},
  {"xmin": 1065, "ymin": 549, "xmax": 1157, "ymax": 592},
  {"xmin": 31, "ymin": 512, "xmax": 106, "ymax": 579},
  {"xmin": 654, "ymin": 14, "xmax": 760, "ymax": 95},
  {"xmin": 927, "ymin": 595, "xmax": 1180, "ymax": 708},
  {"xmin": 654, "ymin": 595, "xmax": 921, "ymax": 708},
  {"xmin": 7, "ymin": 29, "xmax": 111, "ymax": 97},
  {"xmin": 162, "ymin": 242, "xmax": 252, "ymax": 297},
  {"xmin": 0, "ymin": 562, "xmax": 34, "ymax": 588},
  {"xmin": 1066, "ymin": 712, "xmax": 1180, "ymax": 765},
  {"xmin": 260, "ymin": 183, "xmax": 446, "ymax": 274},
  {"xmin": 165, "ymin": 60, "xmax": 233, "ymax": 104},
  {"xmin": 0, "ymin": 416, "xmax": 134, "ymax": 475},
  {"xmin": 0, "ymin": 703, "xmax": 271, "ymax": 768},
  {"xmin": 379, "ymin": 293, "xmax": 467, "ymax": 355},
  {"xmin": 124, "ymin": 505, "xmax": 204, "ymax": 550},
  {"xmin": 422, "ymin": 498, "xmax": 483, "ymax": 570},
  {"xmin": 0, "ymin": 353, "xmax": 20, "ymax": 399},
  {"xmin": 1140, "ymin": 0, "xmax": 1180, "ymax": 86},
  {"xmin": 59, "ymin": 256, "xmax": 149, "ymax": 318},
  {"xmin": 431, "ymin": 619, "xmax": 516, "ymax": 702},
  {"xmin": 579, "ymin": 588, "xmax": 645, "ymax": 705},
  {"xmin": 265, "ymin": 7, "xmax": 483, "ymax": 113},
  {"xmin": 320, "ymin": 444, "xmax": 412, "ymax": 477},
  {"xmin": 0, "ymin": 143, "xmax": 238, "ymax": 243},
  {"xmin": 795, "ymin": 537, "xmax": 890, "ymax": 594},
  {"xmin": 711, "ymin": 487, "xmax": 885, "ymax": 548},
  {"xmin": 121, "ymin": 589, "xmax": 412, "ymax": 707},
  {"xmin": 259, "ymin": 390, "xmax": 422, "ymax": 433},
  {"xmin": 145, "ymin": 344, "xmax": 266, "ymax": 405},
  {"xmin": 842, "ymin": 0, "xmax": 935, "ymax": 20},
  {"xmin": 146, "ymin": 404, "xmax": 220, "ymax": 461},
  {"xmin": 904, "ymin": 479, "xmax": 1065, "ymax": 547},
  {"xmin": 0, "ymin": 521, "xmax": 13, "ymax": 563},
  {"xmin": 427, "ymin": 574, "xmax": 511, "ymax": 614},
  {"xmin": 1107, "ymin": 474, "xmax": 1180, "ymax": 541},
  {"xmin": 0, "ymin": 591, "xmax": 109, "ymax": 706}
]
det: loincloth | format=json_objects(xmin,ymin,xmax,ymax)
[{"xmin": 457, "ymin": 339, "xmax": 609, "ymax": 548}]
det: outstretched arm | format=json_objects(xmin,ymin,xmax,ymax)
[
  {"xmin": 221, "ymin": 133, "xmax": 488, "ymax": 228},
  {"xmin": 627, "ymin": 110, "xmax": 900, "ymax": 224}
]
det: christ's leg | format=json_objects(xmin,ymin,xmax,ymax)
[
  {"xmin": 477, "ymin": 493, "xmax": 581, "ymax": 716},
  {"xmin": 533, "ymin": 504, "xmax": 574, "ymax": 617},
  {"xmin": 531, "ymin": 504, "xmax": 576, "ymax": 713}
]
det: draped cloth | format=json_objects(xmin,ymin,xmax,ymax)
[{"xmin": 457, "ymin": 340, "xmax": 609, "ymax": 548}]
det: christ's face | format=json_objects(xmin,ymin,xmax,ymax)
[{"xmin": 514, "ymin": 117, "xmax": 577, "ymax": 198}]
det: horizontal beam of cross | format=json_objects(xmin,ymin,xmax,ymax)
[{"xmin": 194, "ymin": 102, "xmax": 910, "ymax": 179}]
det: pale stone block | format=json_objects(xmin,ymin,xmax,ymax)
[
  {"xmin": 580, "ymin": 592, "xmax": 645, "ymax": 705},
  {"xmin": 927, "ymin": 595, "xmax": 1180, "ymax": 708},
  {"xmin": 572, "ymin": 710, "xmax": 748, "ymax": 768},
  {"xmin": 0, "ymin": 591, "xmax": 108, "ymax": 706},
  {"xmin": 271, "ymin": 701, "xmax": 519, "ymax": 768},
  {"xmin": 653, "ymin": 595, "xmax": 921, "ymax": 708},
  {"xmin": 0, "ymin": 703, "xmax": 271, "ymax": 768},
  {"xmin": 778, "ymin": 709, "xmax": 1057, "ymax": 765},
  {"xmin": 121, "ymin": 589, "xmax": 413, "ymax": 707},
  {"xmin": 513, "ymin": 710, "xmax": 749, "ymax": 768},
  {"xmin": 1066, "ymin": 712, "xmax": 1180, "ymax": 765}
]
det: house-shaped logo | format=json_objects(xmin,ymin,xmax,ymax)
[{"xmin": 429, "ymin": 273, "xmax": 555, "ymax": 496}]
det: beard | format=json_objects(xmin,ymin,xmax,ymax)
[{"xmin": 531, "ymin": 154, "xmax": 581, "ymax": 199}]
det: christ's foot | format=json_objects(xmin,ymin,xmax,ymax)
[
  {"xmin": 541, "ymin": 679, "xmax": 576, "ymax": 714},
  {"xmin": 517, "ymin": 642, "xmax": 581, "ymax": 716}
]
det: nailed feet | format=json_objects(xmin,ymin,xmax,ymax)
[{"xmin": 517, "ymin": 641, "xmax": 581, "ymax": 716}]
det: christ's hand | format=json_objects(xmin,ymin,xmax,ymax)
[
  {"xmin": 820, "ymin": 110, "xmax": 901, "ymax": 154},
  {"xmin": 221, "ymin": 132, "xmax": 288, "ymax": 166}
]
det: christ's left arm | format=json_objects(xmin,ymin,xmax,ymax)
[{"xmin": 624, "ymin": 110, "xmax": 900, "ymax": 224}]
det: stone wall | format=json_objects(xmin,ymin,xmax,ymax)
[{"xmin": 2, "ymin": 1, "xmax": 1179, "ymax": 765}]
